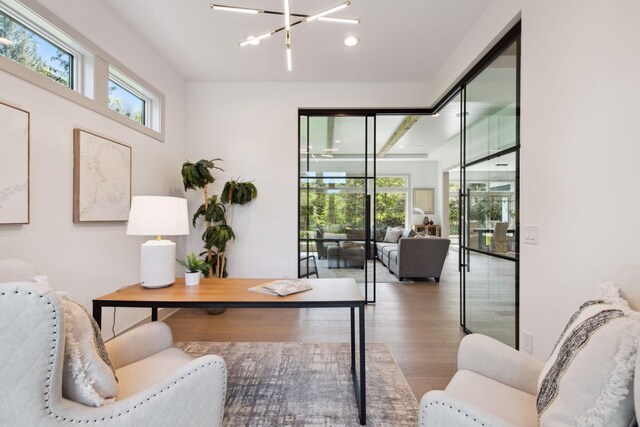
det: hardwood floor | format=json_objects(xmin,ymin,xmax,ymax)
[{"xmin": 166, "ymin": 251, "xmax": 465, "ymax": 399}]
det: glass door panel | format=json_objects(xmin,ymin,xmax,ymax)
[
  {"xmin": 464, "ymin": 251, "xmax": 517, "ymax": 347},
  {"xmin": 462, "ymin": 38, "xmax": 519, "ymax": 348},
  {"xmin": 299, "ymin": 114, "xmax": 375, "ymax": 299},
  {"xmin": 465, "ymin": 42, "xmax": 518, "ymax": 164},
  {"xmin": 466, "ymin": 153, "xmax": 517, "ymax": 258}
]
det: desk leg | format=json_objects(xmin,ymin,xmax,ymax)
[
  {"xmin": 151, "ymin": 307, "xmax": 158, "ymax": 322},
  {"xmin": 359, "ymin": 303, "xmax": 366, "ymax": 425},
  {"xmin": 350, "ymin": 307, "xmax": 355, "ymax": 371},
  {"xmin": 92, "ymin": 303, "xmax": 102, "ymax": 329}
]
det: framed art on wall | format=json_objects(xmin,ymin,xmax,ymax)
[
  {"xmin": 413, "ymin": 187, "xmax": 435, "ymax": 215},
  {"xmin": 73, "ymin": 129, "xmax": 131, "ymax": 222},
  {"xmin": 0, "ymin": 101, "xmax": 30, "ymax": 225}
]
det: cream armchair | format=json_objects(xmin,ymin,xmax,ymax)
[
  {"xmin": 0, "ymin": 281, "xmax": 227, "ymax": 426},
  {"xmin": 419, "ymin": 334, "xmax": 543, "ymax": 426},
  {"xmin": 419, "ymin": 266, "xmax": 640, "ymax": 426}
]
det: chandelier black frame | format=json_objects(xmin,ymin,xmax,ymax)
[{"xmin": 210, "ymin": 1, "xmax": 360, "ymax": 71}]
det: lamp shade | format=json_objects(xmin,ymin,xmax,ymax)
[{"xmin": 127, "ymin": 196, "xmax": 189, "ymax": 236}]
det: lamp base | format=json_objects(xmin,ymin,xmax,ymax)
[{"xmin": 140, "ymin": 240, "xmax": 176, "ymax": 288}]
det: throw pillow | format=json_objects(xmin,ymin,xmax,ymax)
[
  {"xmin": 62, "ymin": 298, "xmax": 118, "ymax": 407},
  {"xmin": 537, "ymin": 282, "xmax": 640, "ymax": 426},
  {"xmin": 0, "ymin": 259, "xmax": 39, "ymax": 283},
  {"xmin": 383, "ymin": 227, "xmax": 403, "ymax": 243},
  {"xmin": 402, "ymin": 229, "xmax": 417, "ymax": 238}
]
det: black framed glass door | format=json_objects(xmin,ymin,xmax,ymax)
[
  {"xmin": 298, "ymin": 114, "xmax": 377, "ymax": 302},
  {"xmin": 460, "ymin": 35, "xmax": 520, "ymax": 348}
]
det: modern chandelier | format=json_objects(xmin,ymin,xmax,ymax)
[{"xmin": 210, "ymin": 1, "xmax": 360, "ymax": 71}]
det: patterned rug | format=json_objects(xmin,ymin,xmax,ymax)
[{"xmin": 176, "ymin": 342, "xmax": 418, "ymax": 427}]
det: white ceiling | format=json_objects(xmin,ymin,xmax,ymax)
[{"xmin": 102, "ymin": 0, "xmax": 493, "ymax": 82}]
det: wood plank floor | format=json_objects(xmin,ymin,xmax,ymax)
[{"xmin": 166, "ymin": 251, "xmax": 465, "ymax": 399}]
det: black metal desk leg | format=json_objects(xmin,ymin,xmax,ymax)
[
  {"xmin": 151, "ymin": 307, "xmax": 158, "ymax": 321},
  {"xmin": 359, "ymin": 303, "xmax": 366, "ymax": 425},
  {"xmin": 92, "ymin": 302, "xmax": 102, "ymax": 328},
  {"xmin": 350, "ymin": 307, "xmax": 355, "ymax": 372}
]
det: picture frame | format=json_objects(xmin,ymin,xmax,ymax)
[
  {"xmin": 0, "ymin": 101, "xmax": 30, "ymax": 225},
  {"xmin": 73, "ymin": 129, "xmax": 131, "ymax": 223},
  {"xmin": 413, "ymin": 187, "xmax": 435, "ymax": 214}
]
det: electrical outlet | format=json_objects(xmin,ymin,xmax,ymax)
[
  {"xmin": 522, "ymin": 331, "xmax": 533, "ymax": 353},
  {"xmin": 522, "ymin": 225, "xmax": 539, "ymax": 245}
]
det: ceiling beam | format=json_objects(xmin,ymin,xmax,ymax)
[{"xmin": 377, "ymin": 115, "xmax": 419, "ymax": 158}]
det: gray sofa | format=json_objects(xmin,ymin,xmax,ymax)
[{"xmin": 376, "ymin": 236, "xmax": 450, "ymax": 282}]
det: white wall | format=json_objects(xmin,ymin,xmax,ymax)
[
  {"xmin": 432, "ymin": 0, "xmax": 640, "ymax": 359},
  {"xmin": 0, "ymin": 0, "xmax": 188, "ymax": 337},
  {"xmin": 186, "ymin": 82, "xmax": 429, "ymax": 278}
]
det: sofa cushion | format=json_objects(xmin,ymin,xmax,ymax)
[
  {"xmin": 375, "ymin": 242, "xmax": 396, "ymax": 253},
  {"xmin": 446, "ymin": 370, "xmax": 538, "ymax": 427},
  {"xmin": 62, "ymin": 299, "xmax": 119, "ymax": 407},
  {"xmin": 383, "ymin": 227, "xmax": 403, "ymax": 243},
  {"xmin": 537, "ymin": 283, "xmax": 640, "ymax": 426},
  {"xmin": 324, "ymin": 232, "xmax": 347, "ymax": 240},
  {"xmin": 116, "ymin": 347, "xmax": 194, "ymax": 400},
  {"xmin": 381, "ymin": 245, "xmax": 397, "ymax": 259}
]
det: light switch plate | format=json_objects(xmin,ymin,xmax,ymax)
[{"xmin": 523, "ymin": 225, "xmax": 538, "ymax": 245}]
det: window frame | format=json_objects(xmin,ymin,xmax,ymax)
[
  {"xmin": 375, "ymin": 174, "xmax": 410, "ymax": 228},
  {"xmin": 0, "ymin": 5, "xmax": 79, "ymax": 90},
  {"xmin": 0, "ymin": 0, "xmax": 166, "ymax": 141},
  {"xmin": 108, "ymin": 69, "xmax": 151, "ymax": 126}
]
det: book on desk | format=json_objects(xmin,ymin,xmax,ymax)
[{"xmin": 248, "ymin": 280, "xmax": 313, "ymax": 297}]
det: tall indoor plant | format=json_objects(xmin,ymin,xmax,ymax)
[{"xmin": 181, "ymin": 159, "xmax": 258, "ymax": 278}]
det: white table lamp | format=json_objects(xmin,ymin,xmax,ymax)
[{"xmin": 127, "ymin": 196, "xmax": 189, "ymax": 288}]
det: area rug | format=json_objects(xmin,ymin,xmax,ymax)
[{"xmin": 176, "ymin": 342, "xmax": 418, "ymax": 427}]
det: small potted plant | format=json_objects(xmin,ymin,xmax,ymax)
[{"xmin": 176, "ymin": 252, "xmax": 210, "ymax": 286}]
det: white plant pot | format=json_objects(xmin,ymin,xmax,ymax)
[{"xmin": 185, "ymin": 271, "xmax": 201, "ymax": 286}]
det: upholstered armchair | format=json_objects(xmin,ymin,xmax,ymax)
[
  {"xmin": 419, "ymin": 267, "xmax": 640, "ymax": 426},
  {"xmin": 0, "ymin": 280, "xmax": 227, "ymax": 426}
]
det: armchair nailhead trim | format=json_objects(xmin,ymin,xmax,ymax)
[
  {"xmin": 6, "ymin": 290, "xmax": 227, "ymax": 424},
  {"xmin": 421, "ymin": 400, "xmax": 485, "ymax": 426}
]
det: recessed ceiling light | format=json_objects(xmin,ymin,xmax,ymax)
[
  {"xmin": 399, "ymin": 145, "xmax": 405, "ymax": 149},
  {"xmin": 344, "ymin": 36, "xmax": 359, "ymax": 47},
  {"xmin": 0, "ymin": 37, "xmax": 13, "ymax": 46},
  {"xmin": 335, "ymin": 140, "xmax": 341, "ymax": 143},
  {"xmin": 432, "ymin": 113, "xmax": 440, "ymax": 117},
  {"xmin": 455, "ymin": 112, "xmax": 470, "ymax": 117}
]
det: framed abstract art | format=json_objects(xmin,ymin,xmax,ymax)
[
  {"xmin": 73, "ymin": 129, "xmax": 131, "ymax": 222},
  {"xmin": 0, "ymin": 101, "xmax": 30, "ymax": 225}
]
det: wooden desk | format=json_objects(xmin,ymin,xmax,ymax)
[{"xmin": 93, "ymin": 278, "xmax": 367, "ymax": 425}]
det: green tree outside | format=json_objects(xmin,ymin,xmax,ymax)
[{"xmin": 0, "ymin": 12, "xmax": 71, "ymax": 87}]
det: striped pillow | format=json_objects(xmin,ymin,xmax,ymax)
[{"xmin": 537, "ymin": 283, "xmax": 640, "ymax": 426}]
